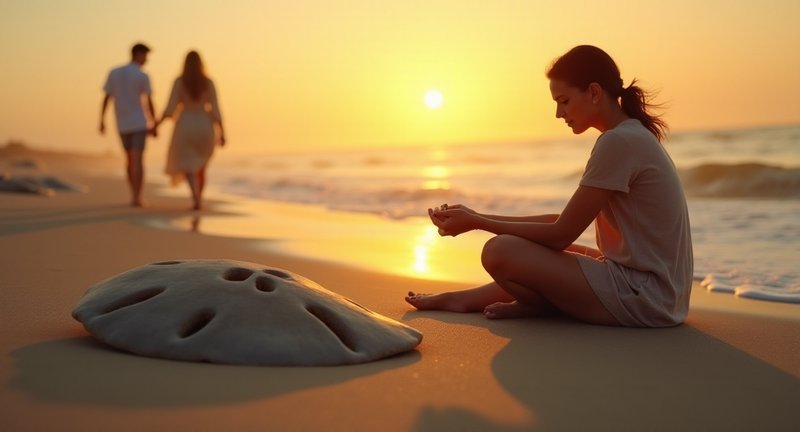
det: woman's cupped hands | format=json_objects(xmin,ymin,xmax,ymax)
[{"xmin": 428, "ymin": 203, "xmax": 479, "ymax": 237}]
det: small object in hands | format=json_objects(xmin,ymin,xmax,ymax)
[{"xmin": 72, "ymin": 259, "xmax": 422, "ymax": 366}]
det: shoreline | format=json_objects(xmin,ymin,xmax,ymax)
[
  {"xmin": 146, "ymin": 185, "xmax": 497, "ymax": 285},
  {"xmin": 1, "ymin": 155, "xmax": 799, "ymax": 431},
  {"xmin": 159, "ymin": 183, "xmax": 800, "ymax": 312}
]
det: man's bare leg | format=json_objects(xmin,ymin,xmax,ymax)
[{"xmin": 126, "ymin": 149, "xmax": 144, "ymax": 207}]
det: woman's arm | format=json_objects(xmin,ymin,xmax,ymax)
[
  {"xmin": 156, "ymin": 78, "xmax": 181, "ymax": 126},
  {"xmin": 565, "ymin": 243, "xmax": 604, "ymax": 259},
  {"xmin": 208, "ymin": 80, "xmax": 225, "ymax": 146},
  {"xmin": 482, "ymin": 213, "xmax": 559, "ymax": 223},
  {"xmin": 439, "ymin": 204, "xmax": 558, "ymax": 223},
  {"xmin": 432, "ymin": 185, "xmax": 614, "ymax": 250}
]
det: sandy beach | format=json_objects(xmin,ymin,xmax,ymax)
[{"xmin": 1, "ymin": 149, "xmax": 799, "ymax": 432}]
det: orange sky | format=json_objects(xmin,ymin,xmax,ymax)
[{"xmin": 1, "ymin": 0, "xmax": 799, "ymax": 154}]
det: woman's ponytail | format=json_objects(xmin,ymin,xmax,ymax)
[{"xmin": 619, "ymin": 79, "xmax": 668, "ymax": 141}]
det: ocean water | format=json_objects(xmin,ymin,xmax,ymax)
[{"xmin": 211, "ymin": 124, "xmax": 800, "ymax": 304}]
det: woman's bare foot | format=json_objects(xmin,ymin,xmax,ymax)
[
  {"xmin": 483, "ymin": 301, "xmax": 541, "ymax": 320},
  {"xmin": 405, "ymin": 291, "xmax": 480, "ymax": 313}
]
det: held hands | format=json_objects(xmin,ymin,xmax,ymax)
[
  {"xmin": 428, "ymin": 203, "xmax": 478, "ymax": 237},
  {"xmin": 149, "ymin": 118, "xmax": 162, "ymax": 137}
]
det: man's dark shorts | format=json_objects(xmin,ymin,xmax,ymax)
[{"xmin": 119, "ymin": 130, "xmax": 147, "ymax": 152}]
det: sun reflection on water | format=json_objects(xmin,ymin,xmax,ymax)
[
  {"xmin": 412, "ymin": 225, "xmax": 439, "ymax": 275},
  {"xmin": 423, "ymin": 165, "xmax": 450, "ymax": 179},
  {"xmin": 421, "ymin": 164, "xmax": 452, "ymax": 191},
  {"xmin": 154, "ymin": 192, "xmax": 491, "ymax": 283}
]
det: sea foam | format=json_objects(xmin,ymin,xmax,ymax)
[{"xmin": 700, "ymin": 274, "xmax": 800, "ymax": 304}]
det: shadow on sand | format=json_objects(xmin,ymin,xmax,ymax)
[
  {"xmin": 406, "ymin": 310, "xmax": 800, "ymax": 432},
  {"xmin": 9, "ymin": 336, "xmax": 420, "ymax": 408}
]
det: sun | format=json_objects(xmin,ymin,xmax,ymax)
[{"xmin": 424, "ymin": 89, "xmax": 444, "ymax": 109}]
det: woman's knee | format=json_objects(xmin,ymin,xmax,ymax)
[{"xmin": 481, "ymin": 234, "xmax": 520, "ymax": 273}]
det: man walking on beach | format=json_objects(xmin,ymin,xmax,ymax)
[{"xmin": 99, "ymin": 43, "xmax": 157, "ymax": 207}]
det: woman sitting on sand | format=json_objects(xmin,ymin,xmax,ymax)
[
  {"xmin": 155, "ymin": 51, "xmax": 225, "ymax": 210},
  {"xmin": 406, "ymin": 45, "xmax": 693, "ymax": 327}
]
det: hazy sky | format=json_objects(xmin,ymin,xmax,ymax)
[{"xmin": 1, "ymin": 0, "xmax": 799, "ymax": 153}]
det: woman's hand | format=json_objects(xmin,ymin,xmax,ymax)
[
  {"xmin": 428, "ymin": 203, "xmax": 479, "ymax": 237},
  {"xmin": 442, "ymin": 203, "xmax": 476, "ymax": 215}
]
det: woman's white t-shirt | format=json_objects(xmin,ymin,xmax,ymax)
[{"xmin": 576, "ymin": 119, "xmax": 693, "ymax": 327}]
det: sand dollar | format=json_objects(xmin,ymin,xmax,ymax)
[{"xmin": 72, "ymin": 259, "xmax": 422, "ymax": 365}]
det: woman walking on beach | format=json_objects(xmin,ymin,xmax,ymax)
[
  {"xmin": 406, "ymin": 45, "xmax": 693, "ymax": 327},
  {"xmin": 156, "ymin": 50, "xmax": 225, "ymax": 210}
]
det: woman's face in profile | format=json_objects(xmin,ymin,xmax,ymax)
[{"xmin": 549, "ymin": 79, "xmax": 594, "ymax": 135}]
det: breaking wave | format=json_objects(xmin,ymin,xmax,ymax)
[{"xmin": 679, "ymin": 163, "xmax": 800, "ymax": 199}]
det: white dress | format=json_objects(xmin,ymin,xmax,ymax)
[{"xmin": 163, "ymin": 77, "xmax": 222, "ymax": 185}]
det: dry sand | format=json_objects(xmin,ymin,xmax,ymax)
[{"xmin": 1, "ymin": 149, "xmax": 798, "ymax": 431}]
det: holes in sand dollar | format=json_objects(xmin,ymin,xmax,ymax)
[
  {"xmin": 152, "ymin": 261, "xmax": 182, "ymax": 265},
  {"xmin": 306, "ymin": 305, "xmax": 358, "ymax": 352},
  {"xmin": 255, "ymin": 275, "xmax": 277, "ymax": 292},
  {"xmin": 264, "ymin": 269, "xmax": 292, "ymax": 279},
  {"xmin": 179, "ymin": 309, "xmax": 216, "ymax": 338},
  {"xmin": 223, "ymin": 267, "xmax": 254, "ymax": 281},
  {"xmin": 99, "ymin": 286, "xmax": 166, "ymax": 315}
]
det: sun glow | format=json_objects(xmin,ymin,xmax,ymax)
[
  {"xmin": 424, "ymin": 89, "xmax": 444, "ymax": 109},
  {"xmin": 421, "ymin": 164, "xmax": 451, "ymax": 190}
]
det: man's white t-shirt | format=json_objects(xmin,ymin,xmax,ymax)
[{"xmin": 103, "ymin": 63, "xmax": 152, "ymax": 134}]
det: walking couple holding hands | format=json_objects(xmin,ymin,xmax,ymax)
[{"xmin": 100, "ymin": 43, "xmax": 225, "ymax": 210}]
